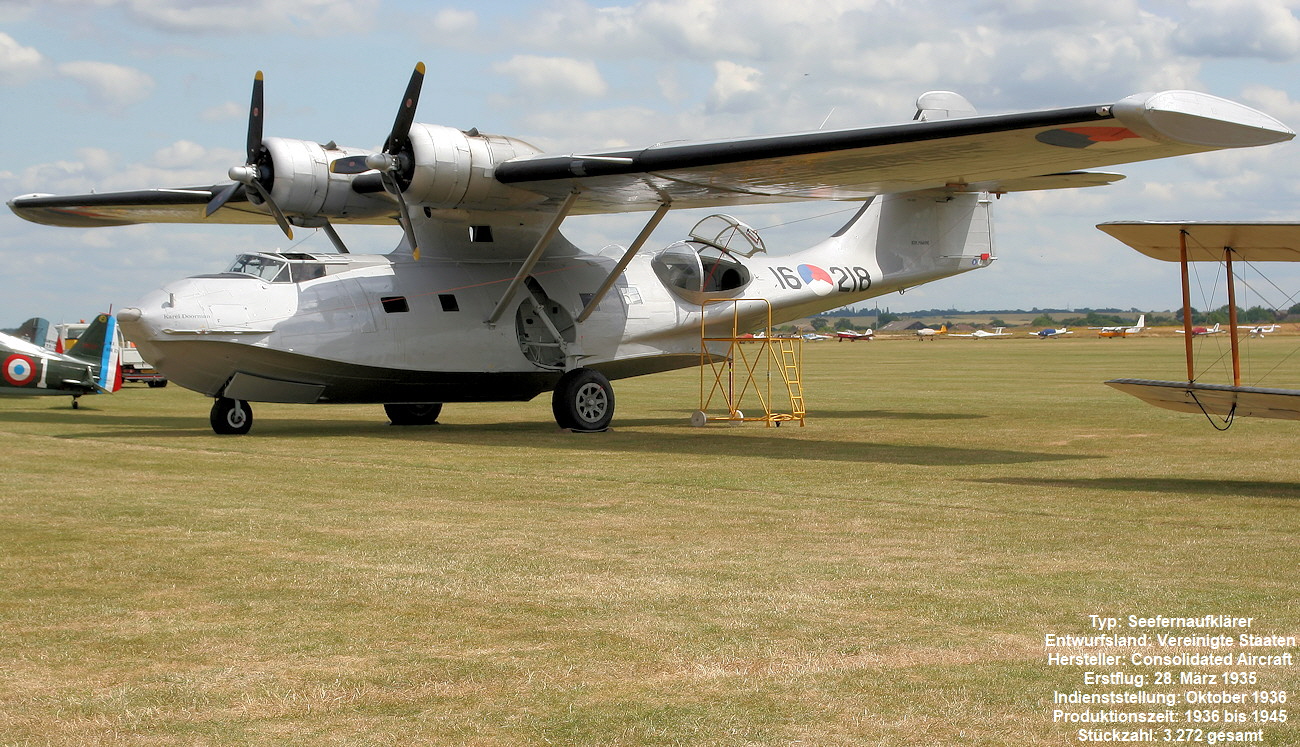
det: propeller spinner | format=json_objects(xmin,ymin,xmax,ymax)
[{"xmin": 205, "ymin": 71, "xmax": 294, "ymax": 239}]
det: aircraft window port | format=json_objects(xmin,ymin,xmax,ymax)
[
  {"xmin": 381, "ymin": 296, "xmax": 410, "ymax": 313},
  {"xmin": 439, "ymin": 294, "xmax": 459, "ymax": 312},
  {"xmin": 291, "ymin": 263, "xmax": 327, "ymax": 282},
  {"xmin": 652, "ymin": 241, "xmax": 751, "ymax": 295}
]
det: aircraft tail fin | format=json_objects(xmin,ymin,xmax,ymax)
[
  {"xmin": 1134, "ymin": 314, "xmax": 1145, "ymax": 330},
  {"xmin": 65, "ymin": 313, "xmax": 123, "ymax": 392},
  {"xmin": 15, "ymin": 317, "xmax": 53, "ymax": 349}
]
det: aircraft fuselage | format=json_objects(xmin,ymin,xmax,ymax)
[{"xmin": 118, "ymin": 192, "xmax": 995, "ymax": 414}]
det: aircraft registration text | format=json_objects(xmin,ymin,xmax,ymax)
[{"xmin": 769, "ymin": 265, "xmax": 872, "ymax": 294}]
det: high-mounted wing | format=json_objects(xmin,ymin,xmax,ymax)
[
  {"xmin": 495, "ymin": 90, "xmax": 1293, "ymax": 214},
  {"xmin": 8, "ymin": 80, "xmax": 1294, "ymax": 230}
]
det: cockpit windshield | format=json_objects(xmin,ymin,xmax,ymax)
[
  {"xmin": 225, "ymin": 253, "xmax": 330, "ymax": 284},
  {"xmin": 227, "ymin": 254, "xmax": 290, "ymax": 283}
]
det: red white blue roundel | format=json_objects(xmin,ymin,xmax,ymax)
[
  {"xmin": 4, "ymin": 353, "xmax": 37, "ymax": 387},
  {"xmin": 798, "ymin": 264, "xmax": 835, "ymax": 296}
]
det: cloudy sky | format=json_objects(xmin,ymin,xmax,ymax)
[{"xmin": 3, "ymin": 0, "xmax": 1300, "ymax": 326}]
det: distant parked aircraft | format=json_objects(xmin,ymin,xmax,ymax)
[
  {"xmin": 1096, "ymin": 314, "xmax": 1146, "ymax": 338},
  {"xmin": 1177, "ymin": 322, "xmax": 1223, "ymax": 336},
  {"xmin": 1032, "ymin": 326, "xmax": 1071, "ymax": 338},
  {"xmin": 1244, "ymin": 324, "xmax": 1278, "ymax": 338},
  {"xmin": 916, "ymin": 325, "xmax": 947, "ymax": 340},
  {"xmin": 949, "ymin": 326, "xmax": 1011, "ymax": 339},
  {"xmin": 836, "ymin": 329, "xmax": 874, "ymax": 341}
]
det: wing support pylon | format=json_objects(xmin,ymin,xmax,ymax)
[{"xmin": 485, "ymin": 189, "xmax": 581, "ymax": 328}]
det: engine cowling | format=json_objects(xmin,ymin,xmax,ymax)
[
  {"xmin": 260, "ymin": 137, "xmax": 393, "ymax": 223},
  {"xmin": 403, "ymin": 124, "xmax": 546, "ymax": 210}
]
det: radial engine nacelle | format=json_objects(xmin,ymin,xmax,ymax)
[
  {"xmin": 402, "ymin": 124, "xmax": 545, "ymax": 210},
  {"xmin": 257, "ymin": 137, "xmax": 385, "ymax": 221}
]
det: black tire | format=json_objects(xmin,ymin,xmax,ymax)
[
  {"xmin": 384, "ymin": 402, "xmax": 443, "ymax": 426},
  {"xmin": 147, "ymin": 379, "xmax": 168, "ymax": 388},
  {"xmin": 551, "ymin": 368, "xmax": 614, "ymax": 431},
  {"xmin": 210, "ymin": 397, "xmax": 253, "ymax": 435}
]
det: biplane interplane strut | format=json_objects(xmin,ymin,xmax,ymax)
[{"xmin": 1098, "ymin": 222, "xmax": 1300, "ymax": 424}]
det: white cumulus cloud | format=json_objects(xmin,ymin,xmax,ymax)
[
  {"xmin": 493, "ymin": 55, "xmax": 608, "ymax": 99},
  {"xmin": 57, "ymin": 61, "xmax": 155, "ymax": 110},
  {"xmin": 0, "ymin": 32, "xmax": 46, "ymax": 85}
]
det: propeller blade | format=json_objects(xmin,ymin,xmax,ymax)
[
  {"xmin": 248, "ymin": 180, "xmax": 293, "ymax": 240},
  {"xmin": 381, "ymin": 171, "xmax": 419, "ymax": 260},
  {"xmin": 247, "ymin": 71, "xmax": 264, "ymax": 164},
  {"xmin": 384, "ymin": 62, "xmax": 426, "ymax": 156},
  {"xmin": 205, "ymin": 182, "xmax": 241, "ymax": 217}
]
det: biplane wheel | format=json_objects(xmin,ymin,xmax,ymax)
[
  {"xmin": 552, "ymin": 368, "xmax": 614, "ymax": 432},
  {"xmin": 384, "ymin": 402, "xmax": 443, "ymax": 426},
  {"xmin": 210, "ymin": 397, "xmax": 253, "ymax": 435}
]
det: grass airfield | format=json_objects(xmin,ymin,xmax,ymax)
[{"xmin": 1, "ymin": 335, "xmax": 1297, "ymax": 745}]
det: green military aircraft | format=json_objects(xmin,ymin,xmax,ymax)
[{"xmin": 1, "ymin": 313, "xmax": 121, "ymax": 407}]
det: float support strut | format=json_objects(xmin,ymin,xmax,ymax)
[{"xmin": 486, "ymin": 190, "xmax": 580, "ymax": 327}]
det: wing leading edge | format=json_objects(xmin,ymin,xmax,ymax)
[
  {"xmin": 496, "ymin": 91, "xmax": 1294, "ymax": 214},
  {"xmin": 8, "ymin": 89, "xmax": 1294, "ymax": 228}
]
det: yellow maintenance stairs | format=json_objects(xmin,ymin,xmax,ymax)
[{"xmin": 692, "ymin": 299, "xmax": 806, "ymax": 427}]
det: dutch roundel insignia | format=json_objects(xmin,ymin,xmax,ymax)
[{"xmin": 4, "ymin": 353, "xmax": 37, "ymax": 386}]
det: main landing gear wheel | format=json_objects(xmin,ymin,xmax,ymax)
[
  {"xmin": 552, "ymin": 368, "xmax": 614, "ymax": 432},
  {"xmin": 384, "ymin": 402, "xmax": 443, "ymax": 426},
  {"xmin": 210, "ymin": 397, "xmax": 253, "ymax": 435}
]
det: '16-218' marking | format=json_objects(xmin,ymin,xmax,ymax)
[{"xmin": 770, "ymin": 265, "xmax": 872, "ymax": 293}]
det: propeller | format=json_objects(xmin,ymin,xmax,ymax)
[
  {"xmin": 205, "ymin": 71, "xmax": 294, "ymax": 240},
  {"xmin": 336, "ymin": 62, "xmax": 425, "ymax": 259}
]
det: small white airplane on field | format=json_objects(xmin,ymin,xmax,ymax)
[
  {"xmin": 915, "ymin": 325, "xmax": 947, "ymax": 340},
  {"xmin": 1032, "ymin": 326, "xmax": 1071, "ymax": 338},
  {"xmin": 835, "ymin": 329, "xmax": 874, "ymax": 341},
  {"xmin": 8, "ymin": 65, "xmax": 1294, "ymax": 433},
  {"xmin": 950, "ymin": 326, "xmax": 1011, "ymax": 339},
  {"xmin": 1244, "ymin": 324, "xmax": 1278, "ymax": 337},
  {"xmin": 1178, "ymin": 322, "xmax": 1224, "ymax": 336},
  {"xmin": 1096, "ymin": 314, "xmax": 1146, "ymax": 337}
]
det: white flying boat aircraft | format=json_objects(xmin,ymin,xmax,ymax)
[{"xmin": 8, "ymin": 65, "xmax": 1295, "ymax": 433}]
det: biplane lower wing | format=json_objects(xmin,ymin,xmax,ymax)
[{"xmin": 1106, "ymin": 379, "xmax": 1300, "ymax": 421}]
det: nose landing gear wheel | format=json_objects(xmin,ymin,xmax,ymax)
[
  {"xmin": 552, "ymin": 368, "xmax": 614, "ymax": 432},
  {"xmin": 210, "ymin": 397, "xmax": 253, "ymax": 435}
]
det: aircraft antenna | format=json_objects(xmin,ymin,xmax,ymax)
[{"xmin": 819, "ymin": 107, "xmax": 836, "ymax": 130}]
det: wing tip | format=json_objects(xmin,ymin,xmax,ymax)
[{"xmin": 1114, "ymin": 90, "xmax": 1295, "ymax": 148}]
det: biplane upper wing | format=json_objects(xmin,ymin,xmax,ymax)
[
  {"xmin": 9, "ymin": 89, "xmax": 1294, "ymax": 229},
  {"xmin": 1097, "ymin": 221, "xmax": 1300, "ymax": 262}
]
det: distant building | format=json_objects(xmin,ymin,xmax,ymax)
[{"xmin": 879, "ymin": 320, "xmax": 928, "ymax": 332}]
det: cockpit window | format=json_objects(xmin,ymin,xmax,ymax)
[{"xmin": 227, "ymin": 254, "xmax": 290, "ymax": 282}]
